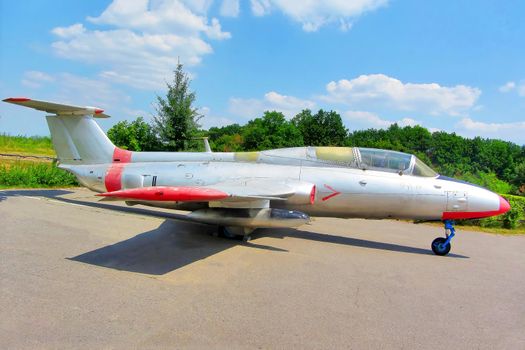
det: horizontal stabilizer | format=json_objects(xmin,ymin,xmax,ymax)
[
  {"xmin": 3, "ymin": 97, "xmax": 110, "ymax": 118},
  {"xmin": 97, "ymin": 186, "xmax": 230, "ymax": 202}
]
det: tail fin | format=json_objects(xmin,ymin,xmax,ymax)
[{"xmin": 3, "ymin": 97, "xmax": 116, "ymax": 164}]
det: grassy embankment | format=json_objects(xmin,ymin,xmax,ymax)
[
  {"xmin": 1, "ymin": 134, "xmax": 523, "ymax": 233},
  {"xmin": 0, "ymin": 134, "xmax": 78, "ymax": 189}
]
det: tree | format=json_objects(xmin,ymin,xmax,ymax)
[
  {"xmin": 292, "ymin": 109, "xmax": 347, "ymax": 146},
  {"xmin": 107, "ymin": 117, "xmax": 160, "ymax": 151},
  {"xmin": 514, "ymin": 162, "xmax": 525, "ymax": 194},
  {"xmin": 206, "ymin": 124, "xmax": 245, "ymax": 152},
  {"xmin": 153, "ymin": 63, "xmax": 202, "ymax": 151},
  {"xmin": 242, "ymin": 111, "xmax": 303, "ymax": 150}
]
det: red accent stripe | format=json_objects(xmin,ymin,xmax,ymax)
[
  {"xmin": 3, "ymin": 97, "xmax": 31, "ymax": 102},
  {"xmin": 112, "ymin": 147, "xmax": 132, "ymax": 163},
  {"xmin": 310, "ymin": 185, "xmax": 316, "ymax": 205},
  {"xmin": 321, "ymin": 184, "xmax": 341, "ymax": 201},
  {"xmin": 97, "ymin": 186, "xmax": 229, "ymax": 202},
  {"xmin": 94, "ymin": 108, "xmax": 104, "ymax": 114},
  {"xmin": 104, "ymin": 164, "xmax": 125, "ymax": 192},
  {"xmin": 104, "ymin": 148, "xmax": 133, "ymax": 192},
  {"xmin": 442, "ymin": 196, "xmax": 511, "ymax": 220}
]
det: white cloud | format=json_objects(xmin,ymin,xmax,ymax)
[
  {"xmin": 498, "ymin": 80, "xmax": 525, "ymax": 97},
  {"xmin": 322, "ymin": 74, "xmax": 481, "ymax": 116},
  {"xmin": 51, "ymin": 0, "xmax": 231, "ymax": 90},
  {"xmin": 229, "ymin": 91, "xmax": 315, "ymax": 119},
  {"xmin": 344, "ymin": 110, "xmax": 421, "ymax": 130},
  {"xmin": 87, "ymin": 0, "xmax": 228, "ymax": 39},
  {"xmin": 499, "ymin": 81, "xmax": 516, "ymax": 93},
  {"xmin": 250, "ymin": 0, "xmax": 388, "ymax": 31},
  {"xmin": 251, "ymin": 0, "xmax": 271, "ymax": 16},
  {"xmin": 17, "ymin": 70, "xmax": 136, "ymax": 119},
  {"xmin": 22, "ymin": 71, "xmax": 55, "ymax": 88},
  {"xmin": 519, "ymin": 84, "xmax": 525, "ymax": 97},
  {"xmin": 51, "ymin": 23, "xmax": 86, "ymax": 38},
  {"xmin": 220, "ymin": 0, "xmax": 240, "ymax": 17},
  {"xmin": 205, "ymin": 18, "xmax": 232, "ymax": 40},
  {"xmin": 457, "ymin": 118, "xmax": 525, "ymax": 133},
  {"xmin": 456, "ymin": 118, "xmax": 525, "ymax": 144},
  {"xmin": 197, "ymin": 106, "xmax": 237, "ymax": 129}
]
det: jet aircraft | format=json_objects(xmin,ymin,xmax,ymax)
[{"xmin": 4, "ymin": 97, "xmax": 511, "ymax": 256}]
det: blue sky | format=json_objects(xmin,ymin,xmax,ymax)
[{"xmin": 1, "ymin": 0, "xmax": 524, "ymax": 144}]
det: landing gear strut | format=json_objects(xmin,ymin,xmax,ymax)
[{"xmin": 431, "ymin": 220, "xmax": 455, "ymax": 256}]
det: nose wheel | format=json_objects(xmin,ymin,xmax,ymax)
[{"xmin": 431, "ymin": 220, "xmax": 455, "ymax": 256}]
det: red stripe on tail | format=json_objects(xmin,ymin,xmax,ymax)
[{"xmin": 104, "ymin": 148, "xmax": 133, "ymax": 192}]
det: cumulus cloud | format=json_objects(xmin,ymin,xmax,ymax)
[
  {"xmin": 199, "ymin": 106, "xmax": 237, "ymax": 129},
  {"xmin": 51, "ymin": 0, "xmax": 231, "ymax": 90},
  {"xmin": 344, "ymin": 110, "xmax": 421, "ymax": 130},
  {"xmin": 499, "ymin": 81, "xmax": 516, "ymax": 93},
  {"xmin": 220, "ymin": 0, "xmax": 240, "ymax": 17},
  {"xmin": 250, "ymin": 0, "xmax": 388, "ymax": 31},
  {"xmin": 16, "ymin": 71, "xmax": 140, "ymax": 127},
  {"xmin": 229, "ymin": 91, "xmax": 315, "ymax": 119},
  {"xmin": 51, "ymin": 23, "xmax": 86, "ymax": 38},
  {"xmin": 498, "ymin": 80, "xmax": 525, "ymax": 97},
  {"xmin": 457, "ymin": 118, "xmax": 525, "ymax": 144},
  {"xmin": 457, "ymin": 118, "xmax": 525, "ymax": 133},
  {"xmin": 321, "ymin": 74, "xmax": 481, "ymax": 116},
  {"xmin": 22, "ymin": 71, "xmax": 55, "ymax": 88},
  {"xmin": 87, "ymin": 0, "xmax": 228, "ymax": 38}
]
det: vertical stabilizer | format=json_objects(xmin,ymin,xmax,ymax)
[{"xmin": 46, "ymin": 115, "xmax": 115, "ymax": 164}]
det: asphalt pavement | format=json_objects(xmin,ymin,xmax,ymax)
[{"xmin": 1, "ymin": 188, "xmax": 524, "ymax": 349}]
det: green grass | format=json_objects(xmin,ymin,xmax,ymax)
[
  {"xmin": 424, "ymin": 221, "xmax": 525, "ymax": 235},
  {"xmin": 0, "ymin": 134, "xmax": 77, "ymax": 188},
  {"xmin": 0, "ymin": 160, "xmax": 78, "ymax": 189},
  {"xmin": 0, "ymin": 134, "xmax": 55, "ymax": 156}
]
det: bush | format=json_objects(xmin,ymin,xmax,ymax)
[
  {"xmin": 0, "ymin": 161, "xmax": 78, "ymax": 188},
  {"xmin": 501, "ymin": 195, "xmax": 525, "ymax": 229}
]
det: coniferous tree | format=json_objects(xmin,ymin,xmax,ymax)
[{"xmin": 153, "ymin": 63, "xmax": 202, "ymax": 151}]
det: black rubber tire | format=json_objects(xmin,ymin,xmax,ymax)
[
  {"xmin": 217, "ymin": 226, "xmax": 243, "ymax": 240},
  {"xmin": 431, "ymin": 237, "xmax": 451, "ymax": 256}
]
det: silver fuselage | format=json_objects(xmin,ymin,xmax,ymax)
[{"xmin": 65, "ymin": 147, "xmax": 501, "ymax": 221}]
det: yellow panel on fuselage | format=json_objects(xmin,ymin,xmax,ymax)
[
  {"xmin": 234, "ymin": 151, "xmax": 260, "ymax": 162},
  {"xmin": 315, "ymin": 147, "xmax": 355, "ymax": 163}
]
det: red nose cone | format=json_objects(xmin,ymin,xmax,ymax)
[{"xmin": 499, "ymin": 196, "xmax": 511, "ymax": 214}]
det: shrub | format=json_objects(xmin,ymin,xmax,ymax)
[{"xmin": 0, "ymin": 161, "xmax": 78, "ymax": 188}]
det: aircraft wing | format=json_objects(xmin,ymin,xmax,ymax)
[{"xmin": 97, "ymin": 179, "xmax": 315, "ymax": 207}]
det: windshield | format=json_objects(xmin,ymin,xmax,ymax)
[
  {"xmin": 412, "ymin": 157, "xmax": 438, "ymax": 177},
  {"xmin": 358, "ymin": 148, "xmax": 412, "ymax": 173}
]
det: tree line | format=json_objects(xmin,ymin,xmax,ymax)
[{"xmin": 107, "ymin": 64, "xmax": 525, "ymax": 196}]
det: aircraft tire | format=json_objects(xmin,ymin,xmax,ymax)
[
  {"xmin": 218, "ymin": 226, "xmax": 243, "ymax": 240},
  {"xmin": 431, "ymin": 237, "xmax": 451, "ymax": 256}
]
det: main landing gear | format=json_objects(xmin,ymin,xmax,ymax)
[
  {"xmin": 431, "ymin": 220, "xmax": 455, "ymax": 256},
  {"xmin": 216, "ymin": 226, "xmax": 254, "ymax": 242}
]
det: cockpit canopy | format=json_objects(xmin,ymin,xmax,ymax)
[{"xmin": 312, "ymin": 147, "xmax": 438, "ymax": 177}]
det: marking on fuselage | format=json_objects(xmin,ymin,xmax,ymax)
[{"xmin": 322, "ymin": 184, "xmax": 341, "ymax": 201}]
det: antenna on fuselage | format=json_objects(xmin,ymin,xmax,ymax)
[{"xmin": 193, "ymin": 137, "xmax": 212, "ymax": 153}]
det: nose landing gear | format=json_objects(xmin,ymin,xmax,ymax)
[{"xmin": 431, "ymin": 220, "xmax": 455, "ymax": 256}]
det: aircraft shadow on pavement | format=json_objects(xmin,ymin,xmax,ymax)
[
  {"xmin": 69, "ymin": 220, "xmax": 288, "ymax": 275},
  {"xmin": 1, "ymin": 189, "xmax": 468, "ymax": 275},
  {"xmin": 259, "ymin": 228, "xmax": 469, "ymax": 259}
]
